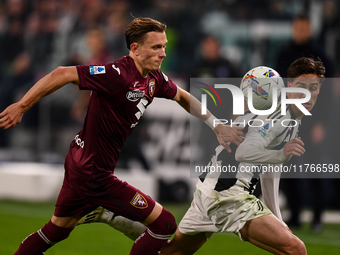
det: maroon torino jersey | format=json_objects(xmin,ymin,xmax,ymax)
[{"xmin": 65, "ymin": 55, "xmax": 177, "ymax": 179}]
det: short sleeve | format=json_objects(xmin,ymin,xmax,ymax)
[
  {"xmin": 154, "ymin": 71, "xmax": 177, "ymax": 99},
  {"xmin": 76, "ymin": 62, "xmax": 127, "ymax": 95}
]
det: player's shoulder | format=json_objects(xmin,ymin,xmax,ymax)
[
  {"xmin": 260, "ymin": 107, "xmax": 294, "ymax": 136},
  {"xmin": 149, "ymin": 69, "xmax": 170, "ymax": 83},
  {"xmin": 107, "ymin": 55, "xmax": 137, "ymax": 82},
  {"xmin": 111, "ymin": 55, "xmax": 131, "ymax": 71},
  {"xmin": 243, "ymin": 107, "xmax": 287, "ymax": 137}
]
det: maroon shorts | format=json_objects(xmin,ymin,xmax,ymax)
[{"xmin": 54, "ymin": 163, "xmax": 155, "ymax": 222}]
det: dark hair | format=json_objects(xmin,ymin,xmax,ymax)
[
  {"xmin": 125, "ymin": 17, "xmax": 166, "ymax": 50},
  {"xmin": 287, "ymin": 57, "xmax": 325, "ymax": 82},
  {"xmin": 293, "ymin": 13, "xmax": 310, "ymax": 23}
]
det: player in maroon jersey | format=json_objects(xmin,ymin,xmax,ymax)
[{"xmin": 0, "ymin": 17, "xmax": 243, "ymax": 255}]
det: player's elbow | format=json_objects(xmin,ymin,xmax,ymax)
[
  {"xmin": 52, "ymin": 66, "xmax": 79, "ymax": 85},
  {"xmin": 52, "ymin": 66, "xmax": 67, "ymax": 77}
]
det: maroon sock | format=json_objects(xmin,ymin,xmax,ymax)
[
  {"xmin": 14, "ymin": 220, "xmax": 73, "ymax": 255},
  {"xmin": 129, "ymin": 208, "xmax": 177, "ymax": 255}
]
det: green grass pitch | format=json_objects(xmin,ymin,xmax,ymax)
[{"xmin": 1, "ymin": 200, "xmax": 340, "ymax": 254}]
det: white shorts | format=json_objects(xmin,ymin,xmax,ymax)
[{"xmin": 178, "ymin": 188, "xmax": 272, "ymax": 240}]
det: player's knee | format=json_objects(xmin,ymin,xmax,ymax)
[
  {"xmin": 43, "ymin": 220, "xmax": 74, "ymax": 243},
  {"xmin": 285, "ymin": 236, "xmax": 306, "ymax": 255},
  {"xmin": 147, "ymin": 208, "xmax": 177, "ymax": 236}
]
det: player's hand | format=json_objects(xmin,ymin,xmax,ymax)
[
  {"xmin": 213, "ymin": 124, "xmax": 244, "ymax": 153},
  {"xmin": 0, "ymin": 103, "xmax": 24, "ymax": 129},
  {"xmin": 283, "ymin": 137, "xmax": 305, "ymax": 158}
]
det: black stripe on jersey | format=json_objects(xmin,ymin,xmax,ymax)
[
  {"xmin": 273, "ymin": 120, "xmax": 299, "ymax": 150},
  {"xmin": 276, "ymin": 127, "xmax": 289, "ymax": 139},
  {"xmin": 214, "ymin": 178, "xmax": 238, "ymax": 192},
  {"xmin": 244, "ymin": 115, "xmax": 258, "ymax": 134},
  {"xmin": 206, "ymin": 113, "xmax": 259, "ymax": 192},
  {"xmin": 199, "ymin": 172, "xmax": 208, "ymax": 183},
  {"xmin": 214, "ymin": 143, "xmax": 239, "ymax": 192},
  {"xmin": 233, "ymin": 113, "xmax": 258, "ymax": 135},
  {"xmin": 245, "ymin": 175, "xmax": 260, "ymax": 195},
  {"xmin": 199, "ymin": 113, "xmax": 257, "ymax": 184},
  {"xmin": 267, "ymin": 103, "xmax": 281, "ymax": 120},
  {"xmin": 199, "ymin": 159, "xmax": 212, "ymax": 182}
]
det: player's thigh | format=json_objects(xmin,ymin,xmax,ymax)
[
  {"xmin": 90, "ymin": 175, "xmax": 156, "ymax": 222},
  {"xmin": 160, "ymin": 229, "xmax": 207, "ymax": 255},
  {"xmin": 54, "ymin": 173, "xmax": 93, "ymax": 218},
  {"xmin": 240, "ymin": 214, "xmax": 306, "ymax": 255}
]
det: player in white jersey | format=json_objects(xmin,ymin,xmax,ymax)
[
  {"xmin": 77, "ymin": 57, "xmax": 324, "ymax": 255},
  {"xmin": 159, "ymin": 57, "xmax": 325, "ymax": 255},
  {"xmin": 194, "ymin": 106, "xmax": 300, "ymax": 225}
]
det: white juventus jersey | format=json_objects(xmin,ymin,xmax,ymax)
[{"xmin": 197, "ymin": 106, "xmax": 301, "ymax": 220}]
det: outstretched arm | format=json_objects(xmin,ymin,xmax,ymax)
[
  {"xmin": 0, "ymin": 66, "xmax": 79, "ymax": 129},
  {"xmin": 236, "ymin": 136, "xmax": 305, "ymax": 164},
  {"xmin": 172, "ymin": 86, "xmax": 244, "ymax": 152}
]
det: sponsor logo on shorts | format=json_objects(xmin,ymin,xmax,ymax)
[
  {"xmin": 126, "ymin": 90, "xmax": 145, "ymax": 102},
  {"xmin": 130, "ymin": 192, "xmax": 148, "ymax": 209},
  {"xmin": 89, "ymin": 66, "xmax": 106, "ymax": 75},
  {"xmin": 149, "ymin": 79, "xmax": 155, "ymax": 97},
  {"xmin": 257, "ymin": 200, "xmax": 264, "ymax": 211}
]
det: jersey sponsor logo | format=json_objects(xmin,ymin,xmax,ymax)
[
  {"xmin": 89, "ymin": 66, "xmax": 106, "ymax": 75},
  {"xmin": 74, "ymin": 134, "xmax": 84, "ymax": 148},
  {"xmin": 126, "ymin": 90, "xmax": 145, "ymax": 102},
  {"xmin": 130, "ymin": 192, "xmax": 148, "ymax": 209},
  {"xmin": 258, "ymin": 123, "xmax": 269, "ymax": 137},
  {"xmin": 133, "ymin": 81, "xmax": 139, "ymax": 87},
  {"xmin": 149, "ymin": 79, "xmax": 155, "ymax": 97},
  {"xmin": 112, "ymin": 64, "xmax": 120, "ymax": 75}
]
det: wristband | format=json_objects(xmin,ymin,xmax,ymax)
[{"xmin": 204, "ymin": 115, "xmax": 221, "ymax": 129}]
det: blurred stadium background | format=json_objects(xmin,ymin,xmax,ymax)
[{"xmin": 0, "ymin": 0, "xmax": 340, "ymax": 254}]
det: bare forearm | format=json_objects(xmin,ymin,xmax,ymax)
[
  {"xmin": 173, "ymin": 86, "xmax": 244, "ymax": 151},
  {"xmin": 19, "ymin": 66, "xmax": 79, "ymax": 112},
  {"xmin": 189, "ymin": 95, "xmax": 212, "ymax": 121},
  {"xmin": 175, "ymin": 89, "xmax": 211, "ymax": 121}
]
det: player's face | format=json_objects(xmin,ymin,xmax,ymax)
[
  {"xmin": 135, "ymin": 31, "xmax": 167, "ymax": 75},
  {"xmin": 287, "ymin": 74, "xmax": 321, "ymax": 119}
]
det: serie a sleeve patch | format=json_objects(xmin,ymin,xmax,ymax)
[
  {"xmin": 258, "ymin": 123, "xmax": 270, "ymax": 137},
  {"xmin": 89, "ymin": 66, "xmax": 106, "ymax": 75}
]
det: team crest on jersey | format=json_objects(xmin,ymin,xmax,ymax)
[
  {"xmin": 258, "ymin": 123, "xmax": 270, "ymax": 137},
  {"xmin": 149, "ymin": 79, "xmax": 156, "ymax": 97},
  {"xmin": 126, "ymin": 90, "xmax": 145, "ymax": 102},
  {"xmin": 130, "ymin": 192, "xmax": 148, "ymax": 209},
  {"xmin": 89, "ymin": 66, "xmax": 106, "ymax": 75}
]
